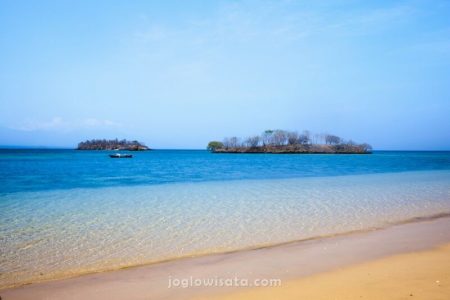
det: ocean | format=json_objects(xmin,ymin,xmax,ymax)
[{"xmin": 1, "ymin": 149, "xmax": 449, "ymax": 288}]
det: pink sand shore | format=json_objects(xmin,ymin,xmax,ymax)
[{"xmin": 1, "ymin": 217, "xmax": 450, "ymax": 300}]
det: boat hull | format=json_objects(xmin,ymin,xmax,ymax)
[{"xmin": 109, "ymin": 154, "xmax": 133, "ymax": 158}]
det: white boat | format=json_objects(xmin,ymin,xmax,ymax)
[{"xmin": 109, "ymin": 153, "xmax": 133, "ymax": 158}]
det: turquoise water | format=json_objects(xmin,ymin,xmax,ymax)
[
  {"xmin": 0, "ymin": 150, "xmax": 450, "ymax": 288},
  {"xmin": 1, "ymin": 150, "xmax": 449, "ymax": 193}
]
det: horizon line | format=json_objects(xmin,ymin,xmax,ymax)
[{"xmin": 0, "ymin": 146, "xmax": 450, "ymax": 152}]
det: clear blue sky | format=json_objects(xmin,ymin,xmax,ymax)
[{"xmin": 0, "ymin": 0, "xmax": 449, "ymax": 150}]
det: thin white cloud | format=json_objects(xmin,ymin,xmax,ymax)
[
  {"xmin": 9, "ymin": 117, "xmax": 67, "ymax": 132},
  {"xmin": 9, "ymin": 117, "xmax": 123, "ymax": 132},
  {"xmin": 130, "ymin": 1, "xmax": 417, "ymax": 49},
  {"xmin": 324, "ymin": 4, "xmax": 416, "ymax": 37},
  {"xmin": 81, "ymin": 118, "xmax": 123, "ymax": 128}
]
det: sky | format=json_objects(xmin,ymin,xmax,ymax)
[{"xmin": 0, "ymin": 0, "xmax": 449, "ymax": 150}]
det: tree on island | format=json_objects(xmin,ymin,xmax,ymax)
[
  {"xmin": 245, "ymin": 136, "xmax": 261, "ymax": 148},
  {"xmin": 207, "ymin": 141, "xmax": 224, "ymax": 151},
  {"xmin": 207, "ymin": 129, "xmax": 372, "ymax": 154},
  {"xmin": 325, "ymin": 134, "xmax": 341, "ymax": 145},
  {"xmin": 77, "ymin": 139, "xmax": 150, "ymax": 151}
]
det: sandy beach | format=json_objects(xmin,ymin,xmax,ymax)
[
  {"xmin": 1, "ymin": 216, "xmax": 449, "ymax": 300},
  {"xmin": 206, "ymin": 243, "xmax": 450, "ymax": 300}
]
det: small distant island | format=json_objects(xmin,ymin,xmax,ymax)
[
  {"xmin": 207, "ymin": 130, "xmax": 372, "ymax": 154},
  {"xmin": 77, "ymin": 139, "xmax": 150, "ymax": 151}
]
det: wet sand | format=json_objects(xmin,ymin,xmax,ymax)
[{"xmin": 1, "ymin": 216, "xmax": 449, "ymax": 300}]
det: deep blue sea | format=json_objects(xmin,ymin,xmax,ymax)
[
  {"xmin": 1, "ymin": 150, "xmax": 450, "ymax": 288},
  {"xmin": 1, "ymin": 149, "xmax": 450, "ymax": 194}
]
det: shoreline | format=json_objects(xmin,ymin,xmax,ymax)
[
  {"xmin": 211, "ymin": 150, "xmax": 371, "ymax": 154},
  {"xmin": 1, "ymin": 211, "xmax": 449, "ymax": 291},
  {"xmin": 2, "ymin": 215, "xmax": 450, "ymax": 299}
]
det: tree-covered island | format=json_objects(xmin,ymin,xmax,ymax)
[
  {"xmin": 207, "ymin": 130, "xmax": 372, "ymax": 154},
  {"xmin": 77, "ymin": 139, "xmax": 150, "ymax": 151}
]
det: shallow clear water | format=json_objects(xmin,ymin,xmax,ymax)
[{"xmin": 0, "ymin": 150, "xmax": 450, "ymax": 288}]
